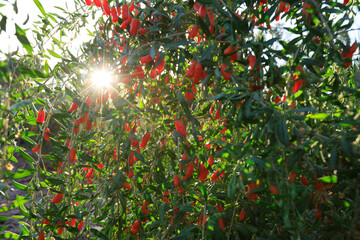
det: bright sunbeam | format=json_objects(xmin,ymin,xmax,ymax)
[{"xmin": 91, "ymin": 71, "xmax": 113, "ymax": 88}]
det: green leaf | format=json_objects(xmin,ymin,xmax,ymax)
[
  {"xmin": 19, "ymin": 149, "xmax": 35, "ymax": 165},
  {"xmin": 0, "ymin": 216, "xmax": 10, "ymax": 221},
  {"xmin": 199, "ymin": 44, "xmax": 215, "ymax": 62},
  {"xmin": 275, "ymin": 119, "xmax": 289, "ymax": 147},
  {"xmin": 12, "ymin": 181, "xmax": 27, "ymax": 191},
  {"xmin": 15, "ymin": 24, "xmax": 33, "ymax": 54},
  {"xmin": 90, "ymin": 228, "xmax": 109, "ymax": 240},
  {"xmin": 0, "ymin": 15, "xmax": 7, "ymax": 32},
  {"xmin": 227, "ymin": 175, "xmax": 237, "ymax": 199},
  {"xmin": 10, "ymin": 100, "xmax": 33, "ymax": 111},
  {"xmin": 318, "ymin": 175, "xmax": 337, "ymax": 183},
  {"xmin": 292, "ymin": 107, "xmax": 317, "ymax": 113},
  {"xmin": 288, "ymin": 149, "xmax": 306, "ymax": 166},
  {"xmin": 47, "ymin": 49, "xmax": 62, "ymax": 59},
  {"xmin": 13, "ymin": 169, "xmax": 35, "ymax": 179},
  {"xmin": 250, "ymin": 156, "xmax": 268, "ymax": 168},
  {"xmin": 33, "ymin": 0, "xmax": 46, "ymax": 16},
  {"xmin": 17, "ymin": 67, "xmax": 49, "ymax": 78},
  {"xmin": 159, "ymin": 203, "xmax": 165, "ymax": 223},
  {"xmin": 133, "ymin": 150, "xmax": 145, "ymax": 162},
  {"xmin": 308, "ymin": 113, "xmax": 328, "ymax": 119},
  {"xmin": 168, "ymin": 225, "xmax": 197, "ymax": 240}
]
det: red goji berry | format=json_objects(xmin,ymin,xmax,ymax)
[
  {"xmin": 51, "ymin": 193, "xmax": 64, "ymax": 204},
  {"xmin": 37, "ymin": 109, "xmax": 45, "ymax": 123}
]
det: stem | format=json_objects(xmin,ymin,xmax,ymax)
[{"xmin": 227, "ymin": 191, "xmax": 242, "ymax": 240}]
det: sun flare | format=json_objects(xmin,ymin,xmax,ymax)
[{"xmin": 91, "ymin": 70, "xmax": 113, "ymax": 88}]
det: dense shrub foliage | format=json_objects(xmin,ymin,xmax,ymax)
[{"xmin": 1, "ymin": 0, "xmax": 360, "ymax": 239}]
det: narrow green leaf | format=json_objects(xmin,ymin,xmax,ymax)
[
  {"xmin": 132, "ymin": 150, "xmax": 145, "ymax": 162},
  {"xmin": 47, "ymin": 49, "xmax": 62, "ymax": 59},
  {"xmin": 318, "ymin": 175, "xmax": 337, "ymax": 183},
  {"xmin": 199, "ymin": 44, "xmax": 215, "ymax": 62},
  {"xmin": 90, "ymin": 228, "xmax": 109, "ymax": 240},
  {"xmin": 12, "ymin": 181, "xmax": 27, "ymax": 191},
  {"xmin": 13, "ymin": 169, "xmax": 35, "ymax": 179},
  {"xmin": 0, "ymin": 15, "xmax": 7, "ymax": 32},
  {"xmin": 10, "ymin": 100, "xmax": 33, "ymax": 111},
  {"xmin": 308, "ymin": 113, "xmax": 328, "ymax": 119},
  {"xmin": 275, "ymin": 119, "xmax": 289, "ymax": 147},
  {"xmin": 19, "ymin": 149, "xmax": 35, "ymax": 165},
  {"xmin": 15, "ymin": 24, "xmax": 33, "ymax": 54},
  {"xmin": 33, "ymin": 0, "xmax": 46, "ymax": 16}
]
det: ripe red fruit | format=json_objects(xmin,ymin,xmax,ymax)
[
  {"xmin": 93, "ymin": 0, "xmax": 101, "ymax": 8},
  {"xmin": 140, "ymin": 132, "xmax": 150, "ymax": 148},
  {"xmin": 122, "ymin": 4, "xmax": 129, "ymax": 20},
  {"xmin": 218, "ymin": 217, "xmax": 225, "ymax": 232},
  {"xmin": 247, "ymin": 182, "xmax": 260, "ymax": 200},
  {"xmin": 37, "ymin": 109, "xmax": 45, "ymax": 123},
  {"xmin": 43, "ymin": 218, "xmax": 50, "ymax": 224},
  {"xmin": 132, "ymin": 138, "xmax": 139, "ymax": 148},
  {"xmin": 57, "ymin": 227, "xmax": 64, "ymax": 234},
  {"xmin": 68, "ymin": 102, "xmax": 78, "ymax": 113},
  {"xmin": 279, "ymin": 1, "xmax": 287, "ymax": 12},
  {"xmin": 102, "ymin": 0, "xmax": 110, "ymax": 15},
  {"xmin": 32, "ymin": 144, "xmax": 41, "ymax": 153},
  {"xmin": 211, "ymin": 168, "xmax": 221, "ymax": 182},
  {"xmin": 238, "ymin": 210, "xmax": 246, "ymax": 221},
  {"xmin": 198, "ymin": 163, "xmax": 208, "ymax": 182},
  {"xmin": 197, "ymin": 5, "xmax": 206, "ymax": 18},
  {"xmin": 85, "ymin": 0, "xmax": 92, "ymax": 6},
  {"xmin": 288, "ymin": 172, "xmax": 297, "ymax": 183},
  {"xmin": 224, "ymin": 46, "xmax": 236, "ymax": 55},
  {"xmin": 78, "ymin": 221, "xmax": 84, "ymax": 230},
  {"xmin": 248, "ymin": 55, "xmax": 256, "ymax": 69},
  {"xmin": 187, "ymin": 60, "xmax": 197, "ymax": 78},
  {"xmin": 174, "ymin": 174, "xmax": 180, "ymax": 188},
  {"xmin": 300, "ymin": 175, "xmax": 309, "ymax": 186},
  {"xmin": 185, "ymin": 162, "xmax": 194, "ymax": 179},
  {"xmin": 129, "ymin": 18, "xmax": 141, "ymax": 36},
  {"xmin": 126, "ymin": 169, "xmax": 134, "ymax": 178},
  {"xmin": 140, "ymin": 54, "xmax": 153, "ymax": 64},
  {"xmin": 85, "ymin": 119, "xmax": 92, "ymax": 130},
  {"xmin": 39, "ymin": 231, "xmax": 44, "ymax": 240},
  {"xmin": 193, "ymin": 62, "xmax": 203, "ymax": 83},
  {"xmin": 188, "ymin": 25, "xmax": 199, "ymax": 40},
  {"xmin": 315, "ymin": 208, "xmax": 322, "ymax": 219},
  {"xmin": 220, "ymin": 63, "xmax": 231, "ymax": 81},
  {"xmin": 131, "ymin": 220, "xmax": 140, "ymax": 234},
  {"xmin": 122, "ymin": 75, "xmax": 131, "ymax": 84},
  {"xmin": 175, "ymin": 120, "xmax": 186, "ymax": 138},
  {"xmin": 150, "ymin": 68, "xmax": 157, "ymax": 79},
  {"xmin": 51, "ymin": 193, "xmax": 64, "ymax": 204},
  {"xmin": 123, "ymin": 182, "xmax": 132, "ymax": 189},
  {"xmin": 44, "ymin": 128, "xmax": 50, "ymax": 142},
  {"xmin": 110, "ymin": 7, "xmax": 118, "ymax": 23},
  {"xmin": 207, "ymin": 156, "xmax": 214, "ymax": 166},
  {"xmin": 269, "ymin": 184, "xmax": 280, "ymax": 194},
  {"xmin": 70, "ymin": 148, "xmax": 76, "ymax": 163},
  {"xmin": 341, "ymin": 42, "xmax": 357, "ymax": 69}
]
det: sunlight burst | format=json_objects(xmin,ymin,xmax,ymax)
[{"xmin": 91, "ymin": 71, "xmax": 113, "ymax": 88}]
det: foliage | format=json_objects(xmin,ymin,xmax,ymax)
[{"xmin": 1, "ymin": 0, "xmax": 360, "ymax": 239}]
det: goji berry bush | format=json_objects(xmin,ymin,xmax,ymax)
[{"xmin": 1, "ymin": 0, "xmax": 360, "ymax": 239}]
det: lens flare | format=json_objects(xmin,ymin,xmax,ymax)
[{"xmin": 91, "ymin": 71, "xmax": 113, "ymax": 88}]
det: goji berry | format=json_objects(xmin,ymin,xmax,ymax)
[{"xmin": 36, "ymin": 109, "xmax": 45, "ymax": 123}]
